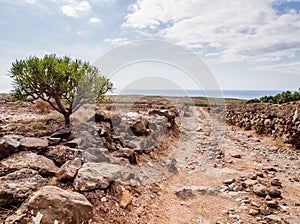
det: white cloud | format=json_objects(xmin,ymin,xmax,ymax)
[
  {"xmin": 89, "ymin": 17, "xmax": 101, "ymax": 24},
  {"xmin": 89, "ymin": 0, "xmax": 116, "ymax": 3},
  {"xmin": 256, "ymin": 61, "xmax": 300, "ymax": 75},
  {"xmin": 123, "ymin": 0, "xmax": 300, "ymax": 63},
  {"xmin": 24, "ymin": 0, "xmax": 38, "ymax": 4},
  {"xmin": 61, "ymin": 1, "xmax": 91, "ymax": 18},
  {"xmin": 104, "ymin": 38, "xmax": 131, "ymax": 45}
]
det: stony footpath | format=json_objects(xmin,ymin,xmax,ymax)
[{"xmin": 142, "ymin": 107, "xmax": 300, "ymax": 224}]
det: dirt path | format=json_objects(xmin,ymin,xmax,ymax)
[{"xmin": 144, "ymin": 106, "xmax": 300, "ymax": 224}]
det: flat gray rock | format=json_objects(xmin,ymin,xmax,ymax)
[
  {"xmin": 5, "ymin": 185, "xmax": 93, "ymax": 224},
  {"xmin": 74, "ymin": 162, "xmax": 124, "ymax": 191},
  {"xmin": 20, "ymin": 137, "xmax": 48, "ymax": 151}
]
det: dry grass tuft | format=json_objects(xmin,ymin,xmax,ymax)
[{"xmin": 34, "ymin": 100, "xmax": 52, "ymax": 114}]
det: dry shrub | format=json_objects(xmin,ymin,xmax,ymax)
[{"xmin": 34, "ymin": 100, "xmax": 51, "ymax": 114}]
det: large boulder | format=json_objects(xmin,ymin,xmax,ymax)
[
  {"xmin": 5, "ymin": 186, "xmax": 93, "ymax": 224},
  {"xmin": 0, "ymin": 151, "xmax": 59, "ymax": 176},
  {"xmin": 0, "ymin": 168, "xmax": 47, "ymax": 206},
  {"xmin": 74, "ymin": 162, "xmax": 123, "ymax": 191},
  {"xmin": 20, "ymin": 137, "xmax": 48, "ymax": 151}
]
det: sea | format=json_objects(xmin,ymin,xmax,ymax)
[{"xmin": 112, "ymin": 89, "xmax": 286, "ymax": 100}]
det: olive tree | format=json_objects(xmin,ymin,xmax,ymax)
[{"xmin": 9, "ymin": 54, "xmax": 113, "ymax": 128}]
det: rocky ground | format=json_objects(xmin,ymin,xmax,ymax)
[{"xmin": 0, "ymin": 94, "xmax": 299, "ymax": 224}]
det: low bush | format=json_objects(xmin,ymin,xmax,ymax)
[
  {"xmin": 246, "ymin": 90, "xmax": 300, "ymax": 104},
  {"xmin": 35, "ymin": 100, "xmax": 51, "ymax": 114},
  {"xmin": 244, "ymin": 123, "xmax": 252, "ymax": 131}
]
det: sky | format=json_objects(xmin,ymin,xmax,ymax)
[{"xmin": 0, "ymin": 0, "xmax": 300, "ymax": 93}]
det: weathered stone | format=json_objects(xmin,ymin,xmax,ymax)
[
  {"xmin": 267, "ymin": 200, "xmax": 279, "ymax": 208},
  {"xmin": 5, "ymin": 186, "xmax": 93, "ymax": 224},
  {"xmin": 123, "ymin": 140, "xmax": 137, "ymax": 149},
  {"xmin": 265, "ymin": 194, "xmax": 272, "ymax": 201},
  {"xmin": 130, "ymin": 118, "xmax": 150, "ymax": 136},
  {"xmin": 140, "ymin": 137, "xmax": 155, "ymax": 150},
  {"xmin": 20, "ymin": 137, "xmax": 48, "ymax": 151},
  {"xmin": 0, "ymin": 168, "xmax": 47, "ymax": 206},
  {"xmin": 94, "ymin": 111, "xmax": 111, "ymax": 123},
  {"xmin": 149, "ymin": 109, "xmax": 177, "ymax": 121},
  {"xmin": 174, "ymin": 186, "xmax": 227, "ymax": 199},
  {"xmin": 264, "ymin": 166, "xmax": 278, "ymax": 172},
  {"xmin": 113, "ymin": 148, "xmax": 137, "ymax": 164},
  {"xmin": 271, "ymin": 178, "xmax": 282, "ymax": 187},
  {"xmin": 0, "ymin": 135, "xmax": 20, "ymax": 159},
  {"xmin": 4, "ymin": 135, "xmax": 21, "ymax": 149},
  {"xmin": 82, "ymin": 148, "xmax": 111, "ymax": 163},
  {"xmin": 251, "ymin": 201, "xmax": 260, "ymax": 208},
  {"xmin": 111, "ymin": 114, "xmax": 122, "ymax": 126},
  {"xmin": 282, "ymin": 216, "xmax": 300, "ymax": 224},
  {"xmin": 253, "ymin": 184, "xmax": 269, "ymax": 197},
  {"xmin": 249, "ymin": 208, "xmax": 260, "ymax": 216},
  {"xmin": 269, "ymin": 187, "xmax": 282, "ymax": 198},
  {"xmin": 264, "ymin": 119, "xmax": 272, "ymax": 126},
  {"xmin": 3, "ymin": 134, "xmax": 23, "ymax": 141},
  {"xmin": 119, "ymin": 186, "xmax": 132, "ymax": 208},
  {"xmin": 42, "ymin": 145, "xmax": 83, "ymax": 165},
  {"xmin": 260, "ymin": 205, "xmax": 272, "ymax": 215},
  {"xmin": 74, "ymin": 162, "xmax": 123, "ymax": 191},
  {"xmin": 242, "ymin": 179, "xmax": 258, "ymax": 188},
  {"xmin": 97, "ymin": 121, "xmax": 111, "ymax": 136},
  {"xmin": 223, "ymin": 179, "xmax": 235, "ymax": 185},
  {"xmin": 233, "ymin": 184, "xmax": 243, "ymax": 192},
  {"xmin": 57, "ymin": 158, "xmax": 82, "ymax": 180},
  {"xmin": 0, "ymin": 151, "xmax": 59, "ymax": 176},
  {"xmin": 264, "ymin": 215, "xmax": 282, "ymax": 223},
  {"xmin": 65, "ymin": 138, "xmax": 82, "ymax": 148},
  {"xmin": 231, "ymin": 153, "xmax": 241, "ymax": 158},
  {"xmin": 47, "ymin": 137, "xmax": 61, "ymax": 146},
  {"xmin": 51, "ymin": 128, "xmax": 72, "ymax": 139}
]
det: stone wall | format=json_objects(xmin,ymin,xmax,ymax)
[{"xmin": 226, "ymin": 101, "xmax": 300, "ymax": 149}]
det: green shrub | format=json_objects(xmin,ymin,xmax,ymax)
[
  {"xmin": 256, "ymin": 125, "xmax": 266, "ymax": 135},
  {"xmin": 245, "ymin": 98, "xmax": 260, "ymax": 104},
  {"xmin": 244, "ymin": 123, "xmax": 252, "ymax": 131},
  {"xmin": 246, "ymin": 90, "xmax": 300, "ymax": 104},
  {"xmin": 195, "ymin": 103, "xmax": 209, "ymax": 107}
]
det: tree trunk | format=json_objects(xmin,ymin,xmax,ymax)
[{"xmin": 64, "ymin": 113, "xmax": 71, "ymax": 128}]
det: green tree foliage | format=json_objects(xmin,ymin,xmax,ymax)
[
  {"xmin": 246, "ymin": 90, "xmax": 300, "ymax": 104},
  {"xmin": 9, "ymin": 54, "xmax": 113, "ymax": 127}
]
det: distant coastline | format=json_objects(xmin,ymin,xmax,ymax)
[
  {"xmin": 0, "ymin": 89, "xmax": 292, "ymax": 100},
  {"xmin": 112, "ymin": 89, "xmax": 287, "ymax": 100}
]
